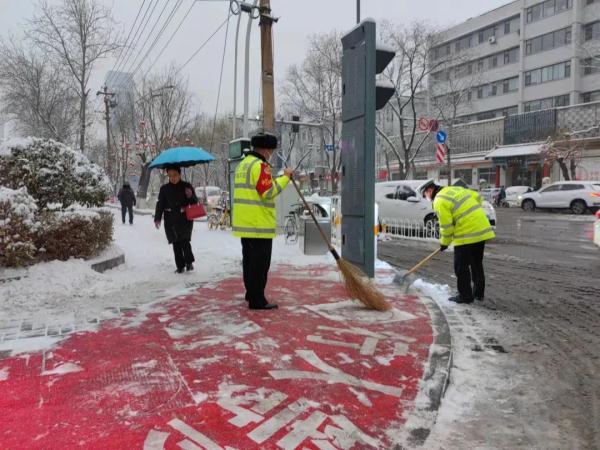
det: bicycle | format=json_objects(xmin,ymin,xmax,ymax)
[
  {"xmin": 283, "ymin": 212, "xmax": 300, "ymax": 244},
  {"xmin": 207, "ymin": 206, "xmax": 231, "ymax": 230}
]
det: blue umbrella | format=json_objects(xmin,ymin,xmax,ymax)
[{"xmin": 149, "ymin": 146, "xmax": 215, "ymax": 169}]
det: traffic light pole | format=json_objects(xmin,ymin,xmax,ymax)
[{"xmin": 341, "ymin": 19, "xmax": 395, "ymax": 277}]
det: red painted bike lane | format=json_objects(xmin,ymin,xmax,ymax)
[{"xmin": 0, "ymin": 265, "xmax": 433, "ymax": 449}]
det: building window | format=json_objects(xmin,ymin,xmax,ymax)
[
  {"xmin": 527, "ymin": 0, "xmax": 572, "ymax": 23},
  {"xmin": 478, "ymin": 25, "xmax": 497, "ymax": 44},
  {"xmin": 503, "ymin": 77, "xmax": 519, "ymax": 93},
  {"xmin": 585, "ymin": 21, "xmax": 600, "ymax": 41},
  {"xmin": 455, "ymin": 35, "xmax": 472, "ymax": 52},
  {"xmin": 478, "ymin": 168, "xmax": 495, "ymax": 185},
  {"xmin": 581, "ymin": 90, "xmax": 600, "ymax": 103},
  {"xmin": 524, "ymin": 61, "xmax": 571, "ymax": 86},
  {"xmin": 582, "ymin": 57, "xmax": 600, "ymax": 75},
  {"xmin": 454, "ymin": 168, "xmax": 473, "ymax": 185},
  {"xmin": 523, "ymin": 95, "xmax": 570, "ymax": 112},
  {"xmin": 525, "ymin": 26, "xmax": 572, "ymax": 55},
  {"xmin": 503, "ymin": 16, "xmax": 520, "ymax": 35}
]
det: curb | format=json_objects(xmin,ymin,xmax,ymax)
[
  {"xmin": 90, "ymin": 253, "xmax": 125, "ymax": 273},
  {"xmin": 392, "ymin": 272, "xmax": 452, "ymax": 448}
]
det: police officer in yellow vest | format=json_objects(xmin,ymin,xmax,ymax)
[
  {"xmin": 420, "ymin": 180, "xmax": 495, "ymax": 304},
  {"xmin": 232, "ymin": 131, "xmax": 294, "ymax": 310}
]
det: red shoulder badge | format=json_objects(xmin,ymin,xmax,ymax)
[{"xmin": 256, "ymin": 163, "xmax": 273, "ymax": 195}]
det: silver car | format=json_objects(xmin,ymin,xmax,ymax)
[
  {"xmin": 519, "ymin": 181, "xmax": 600, "ymax": 214},
  {"xmin": 375, "ymin": 180, "xmax": 497, "ymax": 229}
]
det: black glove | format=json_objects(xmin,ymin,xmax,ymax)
[{"xmin": 440, "ymin": 245, "xmax": 448, "ymax": 252}]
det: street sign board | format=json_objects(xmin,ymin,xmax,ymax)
[
  {"xmin": 324, "ymin": 144, "xmax": 334, "ymax": 152},
  {"xmin": 436, "ymin": 130, "xmax": 447, "ymax": 144}
]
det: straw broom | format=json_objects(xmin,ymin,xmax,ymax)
[{"xmin": 289, "ymin": 177, "xmax": 391, "ymax": 311}]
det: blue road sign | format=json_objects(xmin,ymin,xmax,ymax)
[
  {"xmin": 325, "ymin": 144, "xmax": 334, "ymax": 152},
  {"xmin": 436, "ymin": 131, "xmax": 447, "ymax": 144}
]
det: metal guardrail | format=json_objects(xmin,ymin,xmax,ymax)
[{"xmin": 379, "ymin": 217, "xmax": 439, "ymax": 242}]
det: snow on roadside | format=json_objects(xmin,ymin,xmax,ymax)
[{"xmin": 0, "ymin": 210, "xmax": 337, "ymax": 327}]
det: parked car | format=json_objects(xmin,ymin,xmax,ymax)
[
  {"xmin": 519, "ymin": 181, "xmax": 600, "ymax": 214},
  {"xmin": 375, "ymin": 180, "xmax": 497, "ymax": 229},
  {"xmin": 594, "ymin": 210, "xmax": 600, "ymax": 248},
  {"xmin": 505, "ymin": 185, "xmax": 534, "ymax": 207},
  {"xmin": 195, "ymin": 186, "xmax": 222, "ymax": 209}
]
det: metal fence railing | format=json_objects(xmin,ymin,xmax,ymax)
[{"xmin": 379, "ymin": 217, "xmax": 439, "ymax": 242}]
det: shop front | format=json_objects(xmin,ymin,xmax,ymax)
[{"xmin": 485, "ymin": 143, "xmax": 545, "ymax": 189}]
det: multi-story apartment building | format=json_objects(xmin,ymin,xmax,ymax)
[
  {"xmin": 415, "ymin": 0, "xmax": 600, "ymax": 188},
  {"xmin": 430, "ymin": 0, "xmax": 600, "ymax": 119}
]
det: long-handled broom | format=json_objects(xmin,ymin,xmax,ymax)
[{"xmin": 289, "ymin": 176, "xmax": 391, "ymax": 311}]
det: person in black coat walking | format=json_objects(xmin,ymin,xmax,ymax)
[
  {"xmin": 117, "ymin": 181, "xmax": 136, "ymax": 225},
  {"xmin": 154, "ymin": 166, "xmax": 199, "ymax": 273}
]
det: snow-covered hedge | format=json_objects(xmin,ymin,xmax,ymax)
[
  {"xmin": 0, "ymin": 137, "xmax": 111, "ymax": 208},
  {"xmin": 36, "ymin": 210, "xmax": 113, "ymax": 261},
  {"xmin": 0, "ymin": 187, "xmax": 39, "ymax": 266}
]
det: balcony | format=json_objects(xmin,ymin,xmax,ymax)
[{"xmin": 412, "ymin": 101, "xmax": 600, "ymax": 163}]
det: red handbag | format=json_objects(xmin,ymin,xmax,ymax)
[{"xmin": 185, "ymin": 203, "xmax": 207, "ymax": 220}]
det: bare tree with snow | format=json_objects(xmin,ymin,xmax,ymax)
[
  {"xmin": 28, "ymin": 0, "xmax": 121, "ymax": 152},
  {"xmin": 376, "ymin": 22, "xmax": 447, "ymax": 179},
  {"xmin": 0, "ymin": 38, "xmax": 78, "ymax": 143},
  {"xmin": 280, "ymin": 31, "xmax": 342, "ymax": 193}
]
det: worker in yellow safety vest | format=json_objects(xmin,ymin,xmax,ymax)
[
  {"xmin": 420, "ymin": 180, "xmax": 495, "ymax": 304},
  {"xmin": 232, "ymin": 131, "xmax": 294, "ymax": 310}
]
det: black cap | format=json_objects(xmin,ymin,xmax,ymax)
[
  {"xmin": 251, "ymin": 131, "xmax": 278, "ymax": 150},
  {"xmin": 419, "ymin": 179, "xmax": 440, "ymax": 198}
]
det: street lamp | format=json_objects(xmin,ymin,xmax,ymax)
[{"xmin": 231, "ymin": 0, "xmax": 259, "ymax": 139}]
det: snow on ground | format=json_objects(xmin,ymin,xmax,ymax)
[{"xmin": 0, "ymin": 210, "xmax": 333, "ymax": 327}]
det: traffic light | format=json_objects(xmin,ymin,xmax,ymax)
[
  {"xmin": 340, "ymin": 19, "xmax": 395, "ymax": 277},
  {"xmin": 291, "ymin": 115, "xmax": 300, "ymax": 133}
]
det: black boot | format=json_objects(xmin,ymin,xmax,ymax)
[
  {"xmin": 175, "ymin": 267, "xmax": 184, "ymax": 274},
  {"xmin": 186, "ymin": 263, "xmax": 194, "ymax": 272},
  {"xmin": 448, "ymin": 295, "xmax": 473, "ymax": 304}
]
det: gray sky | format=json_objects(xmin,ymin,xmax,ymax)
[{"xmin": 0, "ymin": 0, "xmax": 510, "ymax": 118}]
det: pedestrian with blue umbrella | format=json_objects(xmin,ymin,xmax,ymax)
[{"xmin": 150, "ymin": 146, "xmax": 215, "ymax": 273}]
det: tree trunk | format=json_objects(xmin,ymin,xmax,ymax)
[
  {"xmin": 570, "ymin": 158, "xmax": 577, "ymax": 180},
  {"xmin": 557, "ymin": 158, "xmax": 570, "ymax": 181},
  {"xmin": 384, "ymin": 151, "xmax": 391, "ymax": 181},
  {"xmin": 79, "ymin": 89, "xmax": 87, "ymax": 152},
  {"xmin": 137, "ymin": 163, "xmax": 152, "ymax": 199}
]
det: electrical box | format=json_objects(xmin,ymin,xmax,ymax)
[{"xmin": 229, "ymin": 138, "xmax": 251, "ymax": 159}]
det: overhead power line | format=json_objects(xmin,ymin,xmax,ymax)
[
  {"xmin": 107, "ymin": 0, "xmax": 147, "ymax": 86},
  {"xmin": 130, "ymin": 0, "xmax": 186, "ymax": 78},
  {"xmin": 122, "ymin": 0, "xmax": 173, "ymax": 77},
  {"xmin": 141, "ymin": 0, "xmax": 197, "ymax": 79},
  {"xmin": 114, "ymin": 0, "xmax": 161, "ymax": 84},
  {"xmin": 175, "ymin": 13, "xmax": 232, "ymax": 76}
]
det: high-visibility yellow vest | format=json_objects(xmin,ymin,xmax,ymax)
[
  {"xmin": 232, "ymin": 153, "xmax": 289, "ymax": 239},
  {"xmin": 433, "ymin": 186, "xmax": 495, "ymax": 247}
]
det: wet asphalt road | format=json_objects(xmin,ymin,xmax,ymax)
[{"xmin": 378, "ymin": 208, "xmax": 600, "ymax": 449}]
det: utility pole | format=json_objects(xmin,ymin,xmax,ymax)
[
  {"xmin": 259, "ymin": 0, "xmax": 276, "ymax": 132},
  {"xmin": 356, "ymin": 0, "xmax": 360, "ymax": 24},
  {"xmin": 96, "ymin": 86, "xmax": 116, "ymax": 182}
]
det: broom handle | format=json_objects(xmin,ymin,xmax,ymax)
[
  {"xmin": 289, "ymin": 176, "xmax": 337, "ymax": 256},
  {"xmin": 406, "ymin": 248, "xmax": 441, "ymax": 276}
]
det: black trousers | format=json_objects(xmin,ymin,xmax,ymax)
[
  {"xmin": 241, "ymin": 238, "xmax": 272, "ymax": 308},
  {"xmin": 454, "ymin": 241, "xmax": 486, "ymax": 301},
  {"xmin": 172, "ymin": 240, "xmax": 195, "ymax": 270},
  {"xmin": 121, "ymin": 205, "xmax": 133, "ymax": 224}
]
